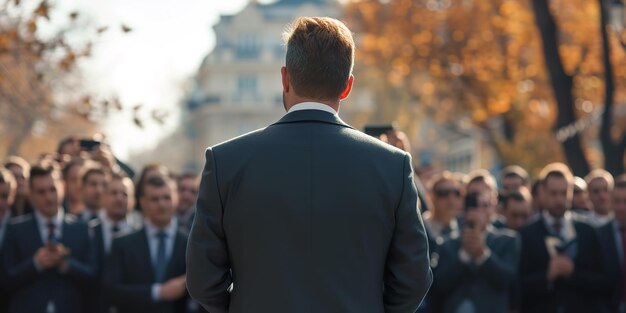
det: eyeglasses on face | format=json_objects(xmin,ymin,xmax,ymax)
[{"xmin": 434, "ymin": 189, "xmax": 461, "ymax": 198}]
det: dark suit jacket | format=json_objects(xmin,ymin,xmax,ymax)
[
  {"xmin": 519, "ymin": 215, "xmax": 607, "ymax": 313},
  {"xmin": 433, "ymin": 228, "xmax": 520, "ymax": 313},
  {"xmin": 2, "ymin": 213, "xmax": 95, "ymax": 313},
  {"xmin": 186, "ymin": 109, "xmax": 433, "ymax": 313},
  {"xmin": 104, "ymin": 227, "xmax": 188, "ymax": 313},
  {"xmin": 597, "ymin": 221, "xmax": 623, "ymax": 313}
]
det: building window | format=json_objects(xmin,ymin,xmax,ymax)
[
  {"xmin": 236, "ymin": 33, "xmax": 258, "ymax": 59},
  {"xmin": 237, "ymin": 75, "xmax": 257, "ymax": 94}
]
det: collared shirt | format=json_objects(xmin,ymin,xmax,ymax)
[
  {"xmin": 79, "ymin": 209, "xmax": 100, "ymax": 223},
  {"xmin": 589, "ymin": 212, "xmax": 614, "ymax": 227},
  {"xmin": 98, "ymin": 210, "xmax": 131, "ymax": 254},
  {"xmin": 145, "ymin": 218, "xmax": 178, "ymax": 302},
  {"xmin": 287, "ymin": 102, "xmax": 338, "ymax": 115},
  {"xmin": 144, "ymin": 218, "xmax": 178, "ymax": 267},
  {"xmin": 34, "ymin": 209, "xmax": 64, "ymax": 244},
  {"xmin": 542, "ymin": 211, "xmax": 576, "ymax": 242},
  {"xmin": 423, "ymin": 211, "xmax": 460, "ymax": 240}
]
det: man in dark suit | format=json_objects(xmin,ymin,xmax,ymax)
[
  {"xmin": 76, "ymin": 163, "xmax": 108, "ymax": 222},
  {"xmin": 186, "ymin": 16, "xmax": 432, "ymax": 313},
  {"xmin": 105, "ymin": 175, "xmax": 188, "ymax": 313},
  {"xmin": 519, "ymin": 163, "xmax": 606, "ymax": 313},
  {"xmin": 433, "ymin": 191, "xmax": 520, "ymax": 313},
  {"xmin": 90, "ymin": 173, "xmax": 139, "ymax": 312},
  {"xmin": 0, "ymin": 168, "xmax": 16, "ymax": 312},
  {"xmin": 597, "ymin": 180, "xmax": 626, "ymax": 313},
  {"xmin": 2, "ymin": 162, "xmax": 94, "ymax": 313}
]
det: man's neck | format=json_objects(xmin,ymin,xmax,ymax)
[{"xmin": 432, "ymin": 211, "xmax": 454, "ymax": 225}]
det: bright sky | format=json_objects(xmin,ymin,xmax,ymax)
[{"xmin": 53, "ymin": 0, "xmax": 273, "ymax": 160}]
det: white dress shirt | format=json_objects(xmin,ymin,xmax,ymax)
[
  {"xmin": 589, "ymin": 212, "xmax": 614, "ymax": 227},
  {"xmin": 34, "ymin": 209, "xmax": 64, "ymax": 244},
  {"xmin": 98, "ymin": 211, "xmax": 131, "ymax": 254},
  {"xmin": 287, "ymin": 101, "xmax": 338, "ymax": 115},
  {"xmin": 145, "ymin": 218, "xmax": 178, "ymax": 302},
  {"xmin": 542, "ymin": 211, "xmax": 576, "ymax": 242}
]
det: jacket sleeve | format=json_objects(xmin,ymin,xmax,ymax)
[
  {"xmin": 186, "ymin": 147, "xmax": 232, "ymax": 313},
  {"xmin": 383, "ymin": 153, "xmax": 433, "ymax": 313},
  {"xmin": 2, "ymin": 225, "xmax": 41, "ymax": 289},
  {"xmin": 476, "ymin": 234, "xmax": 520, "ymax": 289}
]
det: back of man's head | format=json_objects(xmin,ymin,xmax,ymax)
[{"xmin": 283, "ymin": 17, "xmax": 354, "ymax": 101}]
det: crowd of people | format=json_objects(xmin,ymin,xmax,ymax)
[
  {"xmin": 0, "ymin": 133, "xmax": 625, "ymax": 313},
  {"xmin": 419, "ymin": 163, "xmax": 626, "ymax": 313},
  {"xmin": 0, "ymin": 137, "xmax": 204, "ymax": 313}
]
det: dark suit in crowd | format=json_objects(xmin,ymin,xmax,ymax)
[
  {"xmin": 2, "ymin": 213, "xmax": 94, "ymax": 313},
  {"xmin": 519, "ymin": 215, "xmax": 606, "ymax": 313},
  {"xmin": 105, "ymin": 227, "xmax": 188, "ymax": 313},
  {"xmin": 597, "ymin": 220, "xmax": 625, "ymax": 313},
  {"xmin": 433, "ymin": 228, "xmax": 520, "ymax": 313},
  {"xmin": 187, "ymin": 110, "xmax": 433, "ymax": 313}
]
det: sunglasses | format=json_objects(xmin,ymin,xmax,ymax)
[{"xmin": 434, "ymin": 189, "xmax": 461, "ymax": 198}]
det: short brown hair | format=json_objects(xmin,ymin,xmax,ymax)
[
  {"xmin": 584, "ymin": 169, "xmax": 614, "ymax": 190},
  {"xmin": 539, "ymin": 162, "xmax": 574, "ymax": 186},
  {"xmin": 283, "ymin": 17, "xmax": 355, "ymax": 100},
  {"xmin": 5, "ymin": 156, "xmax": 30, "ymax": 175},
  {"xmin": 29, "ymin": 161, "xmax": 61, "ymax": 186}
]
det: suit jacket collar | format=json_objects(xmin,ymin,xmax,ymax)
[{"xmin": 271, "ymin": 109, "xmax": 354, "ymax": 130}]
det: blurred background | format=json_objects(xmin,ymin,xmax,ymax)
[{"xmin": 1, "ymin": 0, "xmax": 626, "ymax": 179}]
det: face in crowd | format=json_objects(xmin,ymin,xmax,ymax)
[
  {"xmin": 30, "ymin": 172, "xmax": 64, "ymax": 218},
  {"xmin": 177, "ymin": 176, "xmax": 198, "ymax": 215},
  {"xmin": 140, "ymin": 178, "xmax": 178, "ymax": 228},
  {"xmin": 543, "ymin": 174, "xmax": 572, "ymax": 219},
  {"xmin": 587, "ymin": 177, "xmax": 612, "ymax": 215},
  {"xmin": 104, "ymin": 177, "xmax": 135, "ymax": 221}
]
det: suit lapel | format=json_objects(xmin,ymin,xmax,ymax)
[
  {"xmin": 30, "ymin": 216, "xmax": 44, "ymax": 248},
  {"xmin": 166, "ymin": 232, "xmax": 185, "ymax": 279},
  {"xmin": 137, "ymin": 228, "xmax": 156, "ymax": 281},
  {"xmin": 271, "ymin": 110, "xmax": 355, "ymax": 130}
]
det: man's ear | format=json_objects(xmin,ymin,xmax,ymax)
[
  {"xmin": 339, "ymin": 75, "xmax": 354, "ymax": 100},
  {"xmin": 281, "ymin": 66, "xmax": 289, "ymax": 93}
]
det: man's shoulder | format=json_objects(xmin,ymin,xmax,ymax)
[
  {"xmin": 113, "ymin": 228, "xmax": 145, "ymax": 248},
  {"xmin": 210, "ymin": 128, "xmax": 267, "ymax": 152}
]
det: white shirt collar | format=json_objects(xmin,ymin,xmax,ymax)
[
  {"xmin": 543, "ymin": 210, "xmax": 576, "ymax": 241},
  {"xmin": 34, "ymin": 209, "xmax": 64, "ymax": 227},
  {"xmin": 287, "ymin": 102, "xmax": 338, "ymax": 115},
  {"xmin": 98, "ymin": 210, "xmax": 129, "ymax": 230},
  {"xmin": 144, "ymin": 217, "xmax": 178, "ymax": 239}
]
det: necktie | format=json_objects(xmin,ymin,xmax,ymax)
[
  {"xmin": 47, "ymin": 222, "xmax": 57, "ymax": 243},
  {"xmin": 620, "ymin": 226, "xmax": 626, "ymax": 303},
  {"xmin": 111, "ymin": 224, "xmax": 120, "ymax": 235},
  {"xmin": 553, "ymin": 220, "xmax": 562, "ymax": 238},
  {"xmin": 154, "ymin": 231, "xmax": 168, "ymax": 283}
]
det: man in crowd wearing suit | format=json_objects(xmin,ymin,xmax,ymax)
[
  {"xmin": 597, "ymin": 180, "xmax": 626, "ymax": 313},
  {"xmin": 77, "ymin": 163, "xmax": 108, "ymax": 222},
  {"xmin": 572, "ymin": 177, "xmax": 591, "ymax": 214},
  {"xmin": 175, "ymin": 173, "xmax": 198, "ymax": 233},
  {"xmin": 433, "ymin": 191, "xmax": 519, "ymax": 313},
  {"xmin": 89, "ymin": 173, "xmax": 138, "ymax": 312},
  {"xmin": 519, "ymin": 163, "xmax": 606, "ymax": 313},
  {"xmin": 502, "ymin": 188, "xmax": 533, "ymax": 232},
  {"xmin": 0, "ymin": 168, "xmax": 17, "ymax": 312},
  {"xmin": 187, "ymin": 16, "xmax": 432, "ymax": 313},
  {"xmin": 4, "ymin": 156, "xmax": 33, "ymax": 217},
  {"xmin": 105, "ymin": 175, "xmax": 188, "ymax": 313},
  {"xmin": 2, "ymin": 162, "xmax": 94, "ymax": 313},
  {"xmin": 585, "ymin": 169, "xmax": 614, "ymax": 227},
  {"xmin": 500, "ymin": 165, "xmax": 530, "ymax": 197}
]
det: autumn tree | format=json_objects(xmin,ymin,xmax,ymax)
[
  {"xmin": 0, "ymin": 0, "xmax": 162, "ymax": 162},
  {"xmin": 346, "ymin": 0, "xmax": 626, "ymax": 176}
]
